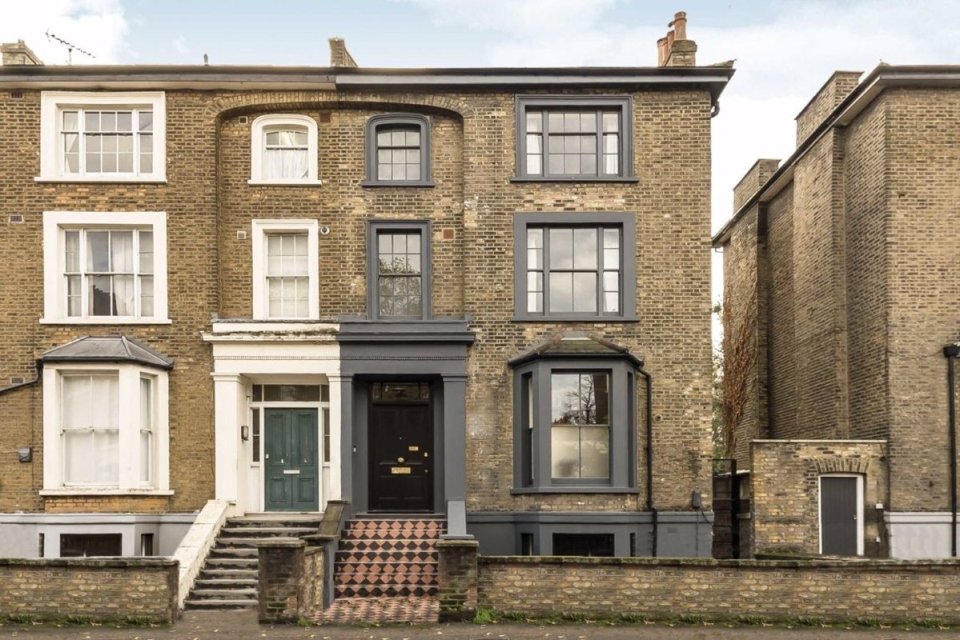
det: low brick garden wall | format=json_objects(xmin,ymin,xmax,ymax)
[
  {"xmin": 0, "ymin": 557, "xmax": 178, "ymax": 623},
  {"xmin": 478, "ymin": 556, "xmax": 960, "ymax": 624}
]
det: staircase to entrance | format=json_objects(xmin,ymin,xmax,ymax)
[
  {"xmin": 184, "ymin": 513, "xmax": 322, "ymax": 610},
  {"xmin": 319, "ymin": 514, "xmax": 445, "ymax": 624}
]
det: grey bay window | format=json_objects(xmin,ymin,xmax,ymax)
[
  {"xmin": 515, "ymin": 97, "xmax": 633, "ymax": 181},
  {"xmin": 511, "ymin": 345, "xmax": 638, "ymax": 492},
  {"xmin": 363, "ymin": 114, "xmax": 433, "ymax": 187},
  {"xmin": 514, "ymin": 212, "xmax": 636, "ymax": 321},
  {"xmin": 367, "ymin": 220, "xmax": 432, "ymax": 319}
]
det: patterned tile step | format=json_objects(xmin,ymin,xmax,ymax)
[
  {"xmin": 335, "ymin": 573, "xmax": 438, "ymax": 588},
  {"xmin": 334, "ymin": 584, "xmax": 438, "ymax": 598},
  {"xmin": 319, "ymin": 596, "xmax": 440, "ymax": 624},
  {"xmin": 336, "ymin": 549, "xmax": 437, "ymax": 563},
  {"xmin": 338, "ymin": 539, "xmax": 440, "ymax": 552},
  {"xmin": 336, "ymin": 562, "xmax": 437, "ymax": 581},
  {"xmin": 342, "ymin": 520, "xmax": 445, "ymax": 541}
]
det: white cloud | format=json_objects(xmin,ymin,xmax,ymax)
[
  {"xmin": 172, "ymin": 35, "xmax": 188, "ymax": 56},
  {"xmin": 0, "ymin": 0, "xmax": 128, "ymax": 64}
]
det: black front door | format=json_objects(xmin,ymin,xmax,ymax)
[
  {"xmin": 369, "ymin": 382, "xmax": 433, "ymax": 511},
  {"xmin": 264, "ymin": 408, "xmax": 320, "ymax": 511},
  {"xmin": 820, "ymin": 476, "xmax": 859, "ymax": 555}
]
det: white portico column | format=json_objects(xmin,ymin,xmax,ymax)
[
  {"xmin": 212, "ymin": 373, "xmax": 245, "ymax": 504},
  {"xmin": 327, "ymin": 374, "xmax": 350, "ymax": 502}
]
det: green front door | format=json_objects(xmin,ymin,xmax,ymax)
[{"xmin": 264, "ymin": 409, "xmax": 319, "ymax": 511}]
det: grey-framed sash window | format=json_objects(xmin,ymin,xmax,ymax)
[
  {"xmin": 515, "ymin": 96, "xmax": 634, "ymax": 181},
  {"xmin": 514, "ymin": 212, "xmax": 636, "ymax": 321},
  {"xmin": 366, "ymin": 220, "xmax": 432, "ymax": 320},
  {"xmin": 511, "ymin": 357, "xmax": 637, "ymax": 493},
  {"xmin": 363, "ymin": 114, "xmax": 433, "ymax": 187}
]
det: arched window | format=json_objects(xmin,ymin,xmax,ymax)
[
  {"xmin": 250, "ymin": 114, "xmax": 319, "ymax": 184},
  {"xmin": 363, "ymin": 114, "xmax": 433, "ymax": 186}
]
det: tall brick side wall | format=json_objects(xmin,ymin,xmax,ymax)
[
  {"xmin": 478, "ymin": 556, "xmax": 960, "ymax": 623},
  {"xmin": 0, "ymin": 558, "xmax": 178, "ymax": 623}
]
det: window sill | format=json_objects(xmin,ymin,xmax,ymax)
[
  {"xmin": 360, "ymin": 180, "xmax": 435, "ymax": 188},
  {"xmin": 247, "ymin": 179, "xmax": 322, "ymax": 186},
  {"xmin": 35, "ymin": 176, "xmax": 167, "ymax": 184},
  {"xmin": 512, "ymin": 315, "xmax": 638, "ymax": 323},
  {"xmin": 510, "ymin": 176, "xmax": 638, "ymax": 184},
  {"xmin": 40, "ymin": 318, "xmax": 173, "ymax": 325},
  {"xmin": 40, "ymin": 489, "xmax": 174, "ymax": 497},
  {"xmin": 511, "ymin": 486, "xmax": 639, "ymax": 495}
]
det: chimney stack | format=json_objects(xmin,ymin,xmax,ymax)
[
  {"xmin": 1, "ymin": 40, "xmax": 43, "ymax": 66},
  {"xmin": 328, "ymin": 37, "xmax": 357, "ymax": 68},
  {"xmin": 657, "ymin": 11, "xmax": 697, "ymax": 67}
]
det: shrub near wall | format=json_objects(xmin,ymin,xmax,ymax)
[
  {"xmin": 478, "ymin": 556, "xmax": 960, "ymax": 624},
  {"xmin": 0, "ymin": 558, "xmax": 178, "ymax": 624}
]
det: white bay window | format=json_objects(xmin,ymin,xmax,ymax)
[{"xmin": 42, "ymin": 345, "xmax": 171, "ymax": 495}]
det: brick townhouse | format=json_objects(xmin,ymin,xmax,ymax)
[
  {"xmin": 715, "ymin": 65, "xmax": 960, "ymax": 559},
  {"xmin": 0, "ymin": 13, "xmax": 731, "ymax": 574}
]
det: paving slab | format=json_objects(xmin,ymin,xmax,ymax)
[{"xmin": 0, "ymin": 611, "xmax": 957, "ymax": 640}]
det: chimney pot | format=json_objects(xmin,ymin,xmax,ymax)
[{"xmin": 672, "ymin": 11, "xmax": 688, "ymax": 40}]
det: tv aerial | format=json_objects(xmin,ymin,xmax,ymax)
[{"xmin": 45, "ymin": 31, "xmax": 95, "ymax": 64}]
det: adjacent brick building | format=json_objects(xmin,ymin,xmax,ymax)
[
  {"xmin": 714, "ymin": 65, "xmax": 960, "ymax": 559},
  {"xmin": 0, "ymin": 15, "xmax": 732, "ymax": 564}
]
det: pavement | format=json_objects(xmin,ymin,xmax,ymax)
[{"xmin": 1, "ymin": 612, "xmax": 959, "ymax": 640}]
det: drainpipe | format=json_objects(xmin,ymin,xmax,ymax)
[
  {"xmin": 943, "ymin": 344, "xmax": 959, "ymax": 558},
  {"xmin": 638, "ymin": 366, "xmax": 656, "ymax": 557}
]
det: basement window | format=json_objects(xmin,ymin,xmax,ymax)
[
  {"xmin": 60, "ymin": 533, "xmax": 122, "ymax": 557},
  {"xmin": 552, "ymin": 533, "xmax": 615, "ymax": 557}
]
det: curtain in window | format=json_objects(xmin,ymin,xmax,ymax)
[
  {"xmin": 62, "ymin": 375, "xmax": 119, "ymax": 485},
  {"xmin": 263, "ymin": 129, "xmax": 309, "ymax": 180}
]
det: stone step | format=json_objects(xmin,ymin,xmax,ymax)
[
  {"xmin": 216, "ymin": 536, "xmax": 302, "ymax": 547},
  {"xmin": 194, "ymin": 578, "xmax": 258, "ymax": 589},
  {"xmin": 200, "ymin": 568, "xmax": 259, "ymax": 579},
  {"xmin": 227, "ymin": 515, "xmax": 324, "ymax": 528},
  {"xmin": 210, "ymin": 547, "xmax": 259, "ymax": 558},
  {"xmin": 189, "ymin": 588, "xmax": 258, "ymax": 600},
  {"xmin": 184, "ymin": 598, "xmax": 258, "ymax": 611},
  {"xmin": 204, "ymin": 556, "xmax": 258, "ymax": 568},
  {"xmin": 220, "ymin": 526, "xmax": 317, "ymax": 538}
]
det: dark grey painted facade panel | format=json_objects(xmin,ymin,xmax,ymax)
[
  {"xmin": 338, "ymin": 321, "xmax": 472, "ymax": 516},
  {"xmin": 467, "ymin": 511, "xmax": 712, "ymax": 558}
]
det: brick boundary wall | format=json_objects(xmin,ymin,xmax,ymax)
[
  {"xmin": 477, "ymin": 557, "xmax": 960, "ymax": 624},
  {"xmin": 0, "ymin": 558, "xmax": 178, "ymax": 623},
  {"xmin": 437, "ymin": 539, "xmax": 479, "ymax": 621},
  {"xmin": 258, "ymin": 539, "xmax": 325, "ymax": 623}
]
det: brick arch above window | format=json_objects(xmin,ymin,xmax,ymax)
[
  {"xmin": 362, "ymin": 114, "xmax": 433, "ymax": 187},
  {"xmin": 249, "ymin": 114, "xmax": 320, "ymax": 185}
]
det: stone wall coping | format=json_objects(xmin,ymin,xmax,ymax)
[
  {"xmin": 480, "ymin": 556, "xmax": 960, "ymax": 570},
  {"xmin": 0, "ymin": 557, "xmax": 178, "ymax": 569},
  {"xmin": 437, "ymin": 539, "xmax": 480, "ymax": 550},
  {"xmin": 752, "ymin": 439, "xmax": 887, "ymax": 444}
]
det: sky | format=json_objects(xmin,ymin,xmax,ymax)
[{"xmin": 4, "ymin": 0, "xmax": 960, "ymax": 317}]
